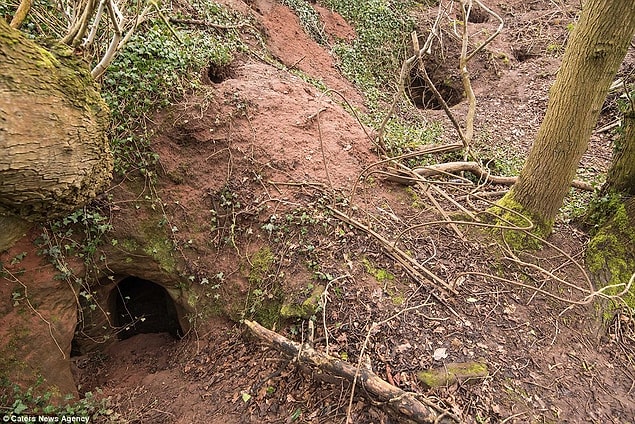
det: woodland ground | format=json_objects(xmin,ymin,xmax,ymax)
[{"xmin": 64, "ymin": 0, "xmax": 635, "ymax": 422}]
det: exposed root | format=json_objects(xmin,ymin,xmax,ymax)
[{"xmin": 385, "ymin": 161, "xmax": 595, "ymax": 191}]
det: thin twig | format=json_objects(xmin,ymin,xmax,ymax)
[
  {"xmin": 346, "ymin": 300, "xmax": 449, "ymax": 424},
  {"xmin": 328, "ymin": 206, "xmax": 459, "ymax": 298},
  {"xmin": 417, "ymin": 58, "xmax": 468, "ymax": 147},
  {"xmin": 2, "ymin": 267, "xmax": 66, "ymax": 359}
]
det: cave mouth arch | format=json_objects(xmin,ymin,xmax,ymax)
[{"xmin": 111, "ymin": 276, "xmax": 183, "ymax": 340}]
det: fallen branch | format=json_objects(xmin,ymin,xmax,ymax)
[
  {"xmin": 387, "ymin": 161, "xmax": 594, "ymax": 191},
  {"xmin": 244, "ymin": 320, "xmax": 460, "ymax": 424},
  {"xmin": 9, "ymin": 0, "xmax": 33, "ymax": 28}
]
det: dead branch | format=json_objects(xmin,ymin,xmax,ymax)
[
  {"xmin": 386, "ymin": 161, "xmax": 594, "ymax": 191},
  {"xmin": 393, "ymin": 163, "xmax": 471, "ymax": 239},
  {"xmin": 244, "ymin": 320, "xmax": 460, "ymax": 424},
  {"xmin": 466, "ymin": 0, "xmax": 505, "ymax": 62},
  {"xmin": 91, "ymin": 0, "xmax": 153, "ymax": 78},
  {"xmin": 424, "ymin": 185, "xmax": 466, "ymax": 240},
  {"xmin": 83, "ymin": 0, "xmax": 106, "ymax": 47},
  {"xmin": 460, "ymin": 270, "xmax": 633, "ymax": 307},
  {"xmin": 62, "ymin": 0, "xmax": 99, "ymax": 47},
  {"xmin": 348, "ymin": 143, "xmax": 464, "ymax": 208},
  {"xmin": 417, "ymin": 58, "xmax": 469, "ymax": 148},
  {"xmin": 328, "ymin": 206, "xmax": 458, "ymax": 296},
  {"xmin": 9, "ymin": 0, "xmax": 33, "ymax": 28},
  {"xmin": 459, "ymin": 1, "xmax": 476, "ymax": 155}
]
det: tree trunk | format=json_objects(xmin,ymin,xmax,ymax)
[
  {"xmin": 605, "ymin": 112, "xmax": 635, "ymax": 196},
  {"xmin": 586, "ymin": 197, "xmax": 635, "ymax": 309},
  {"xmin": 586, "ymin": 109, "xmax": 635, "ymax": 312},
  {"xmin": 499, "ymin": 0, "xmax": 635, "ymax": 231},
  {"xmin": 0, "ymin": 18, "xmax": 113, "ymax": 251}
]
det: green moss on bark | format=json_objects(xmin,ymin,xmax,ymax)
[
  {"xmin": 586, "ymin": 199, "xmax": 635, "ymax": 312},
  {"xmin": 486, "ymin": 192, "xmax": 552, "ymax": 249},
  {"xmin": 0, "ymin": 20, "xmax": 105, "ymax": 115},
  {"xmin": 0, "ymin": 19, "xmax": 112, "ymax": 225}
]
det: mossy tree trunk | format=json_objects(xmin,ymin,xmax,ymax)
[
  {"xmin": 497, "ymin": 0, "xmax": 635, "ymax": 233},
  {"xmin": 605, "ymin": 112, "xmax": 635, "ymax": 196},
  {"xmin": 0, "ymin": 18, "xmax": 113, "ymax": 251},
  {"xmin": 586, "ymin": 112, "xmax": 635, "ymax": 308}
]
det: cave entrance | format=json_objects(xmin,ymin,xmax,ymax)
[
  {"xmin": 406, "ymin": 71, "xmax": 462, "ymax": 110},
  {"xmin": 111, "ymin": 276, "xmax": 183, "ymax": 340}
]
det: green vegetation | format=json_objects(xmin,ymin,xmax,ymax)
[
  {"xmin": 322, "ymin": 0, "xmax": 414, "ymax": 103},
  {"xmin": 486, "ymin": 194, "xmax": 551, "ymax": 250},
  {"xmin": 102, "ymin": 8, "xmax": 245, "ymax": 175},
  {"xmin": 471, "ymin": 132, "xmax": 525, "ymax": 177},
  {"xmin": 362, "ymin": 257, "xmax": 395, "ymax": 283},
  {"xmin": 30, "ymin": 0, "xmax": 250, "ymax": 288},
  {"xmin": 244, "ymin": 247, "xmax": 284, "ymax": 327},
  {"xmin": 319, "ymin": 0, "xmax": 442, "ymax": 154},
  {"xmin": 139, "ymin": 216, "xmax": 178, "ymax": 274},
  {"xmin": 0, "ymin": 0, "xmax": 67, "ymax": 39},
  {"xmin": 417, "ymin": 361, "xmax": 488, "ymax": 388},
  {"xmin": 281, "ymin": 0, "xmax": 327, "ymax": 44},
  {"xmin": 280, "ymin": 284, "xmax": 325, "ymax": 319},
  {"xmin": 0, "ymin": 377, "xmax": 116, "ymax": 420},
  {"xmin": 248, "ymin": 247, "xmax": 276, "ymax": 285},
  {"xmin": 583, "ymin": 191, "xmax": 624, "ymax": 233}
]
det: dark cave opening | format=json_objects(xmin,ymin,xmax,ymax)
[
  {"xmin": 206, "ymin": 62, "xmax": 233, "ymax": 84},
  {"xmin": 407, "ymin": 72, "xmax": 463, "ymax": 110},
  {"xmin": 112, "ymin": 276, "xmax": 183, "ymax": 340}
]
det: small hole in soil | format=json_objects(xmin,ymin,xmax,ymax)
[
  {"xmin": 407, "ymin": 73, "xmax": 462, "ymax": 110},
  {"xmin": 512, "ymin": 47, "xmax": 538, "ymax": 62},
  {"xmin": 206, "ymin": 63, "xmax": 233, "ymax": 84},
  {"xmin": 467, "ymin": 6, "xmax": 489, "ymax": 23},
  {"xmin": 112, "ymin": 277, "xmax": 183, "ymax": 340}
]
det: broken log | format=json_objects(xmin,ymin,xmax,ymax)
[{"xmin": 244, "ymin": 320, "xmax": 460, "ymax": 424}]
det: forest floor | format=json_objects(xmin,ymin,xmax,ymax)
[{"xmin": 72, "ymin": 0, "xmax": 635, "ymax": 422}]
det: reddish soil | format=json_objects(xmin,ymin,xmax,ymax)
[{"xmin": 68, "ymin": 1, "xmax": 635, "ymax": 423}]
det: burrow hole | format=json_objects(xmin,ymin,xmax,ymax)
[
  {"xmin": 206, "ymin": 62, "xmax": 234, "ymax": 84},
  {"xmin": 512, "ymin": 46, "xmax": 539, "ymax": 62},
  {"xmin": 111, "ymin": 276, "xmax": 183, "ymax": 340},
  {"xmin": 467, "ymin": 5, "xmax": 490, "ymax": 23},
  {"xmin": 407, "ymin": 69, "xmax": 463, "ymax": 110}
]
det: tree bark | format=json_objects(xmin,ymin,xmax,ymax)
[
  {"xmin": 244, "ymin": 320, "xmax": 459, "ymax": 424},
  {"xmin": 0, "ymin": 18, "xmax": 113, "ymax": 250},
  {"xmin": 605, "ymin": 112, "xmax": 635, "ymax": 195},
  {"xmin": 586, "ymin": 110, "xmax": 635, "ymax": 308},
  {"xmin": 500, "ymin": 0, "xmax": 635, "ymax": 230}
]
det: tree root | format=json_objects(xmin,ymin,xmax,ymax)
[{"xmin": 386, "ymin": 161, "xmax": 594, "ymax": 191}]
